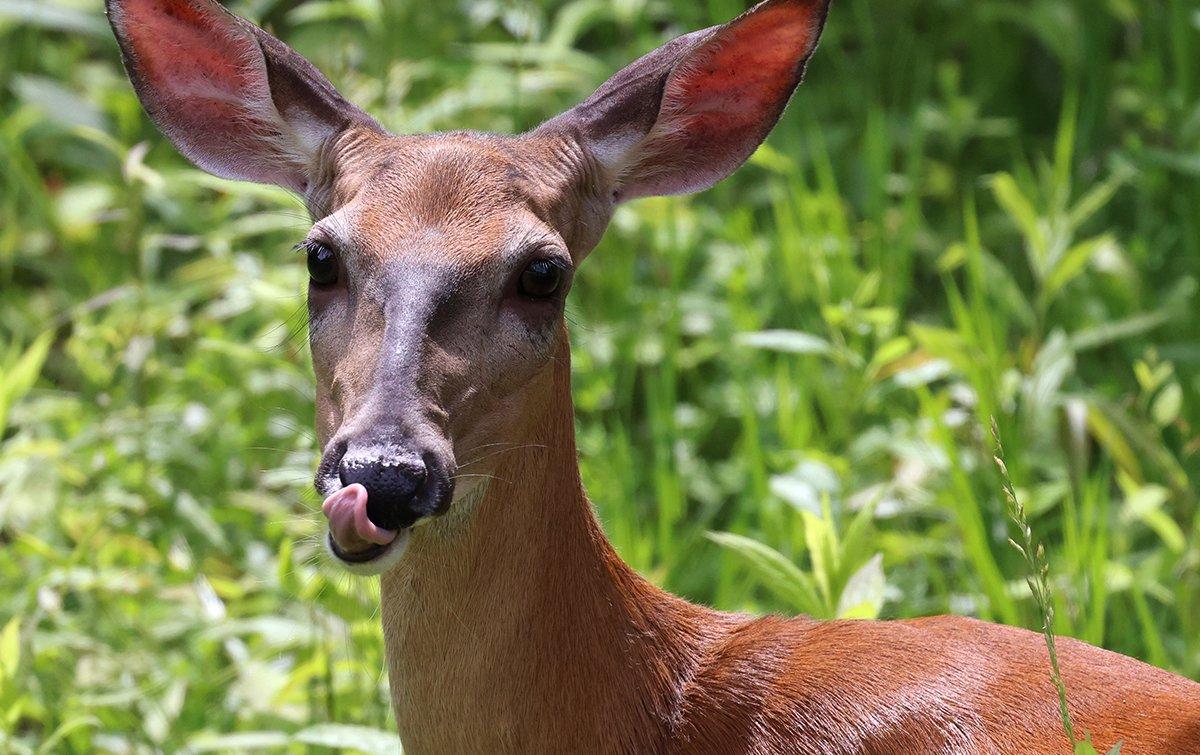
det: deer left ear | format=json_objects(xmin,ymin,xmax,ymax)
[
  {"xmin": 540, "ymin": 0, "xmax": 830, "ymax": 202},
  {"xmin": 106, "ymin": 0, "xmax": 381, "ymax": 194}
]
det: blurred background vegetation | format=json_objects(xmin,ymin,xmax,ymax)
[{"xmin": 1, "ymin": 0, "xmax": 1199, "ymax": 751}]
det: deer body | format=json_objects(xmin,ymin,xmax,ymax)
[
  {"xmin": 106, "ymin": 0, "xmax": 1200, "ymax": 752},
  {"xmin": 380, "ymin": 342, "xmax": 1200, "ymax": 754}
]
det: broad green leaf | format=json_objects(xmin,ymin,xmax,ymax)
[
  {"xmin": 835, "ymin": 554, "xmax": 886, "ymax": 619},
  {"xmin": 1086, "ymin": 406, "xmax": 1143, "ymax": 482},
  {"xmin": 706, "ymin": 532, "xmax": 823, "ymax": 616},
  {"xmin": 293, "ymin": 724, "xmax": 404, "ymax": 754},
  {"xmin": 289, "ymin": 0, "xmax": 384, "ymax": 26},
  {"xmin": 802, "ymin": 510, "xmax": 835, "ymax": 606},
  {"xmin": 1121, "ymin": 485, "xmax": 1185, "ymax": 553},
  {"xmin": 187, "ymin": 732, "xmax": 290, "ymax": 751},
  {"xmin": 0, "ymin": 618, "xmax": 19, "ymax": 682},
  {"xmin": 1070, "ymin": 310, "xmax": 1171, "ymax": 352},
  {"xmin": 36, "ymin": 715, "xmax": 101, "ymax": 755},
  {"xmin": 769, "ymin": 459, "xmax": 839, "ymax": 515},
  {"xmin": 1026, "ymin": 331, "xmax": 1075, "ymax": 420},
  {"xmin": 976, "ymin": 250, "xmax": 1037, "ymax": 329},
  {"xmin": 1068, "ymin": 173, "xmax": 1125, "ymax": 229},
  {"xmin": 12, "ymin": 75, "xmax": 107, "ymax": 132},
  {"xmin": 866, "ymin": 336, "xmax": 912, "ymax": 380},
  {"xmin": 1140, "ymin": 510, "xmax": 1186, "ymax": 553},
  {"xmin": 0, "ymin": 0, "xmax": 107, "ymax": 36},
  {"xmin": 0, "ymin": 330, "xmax": 53, "ymax": 432},
  {"xmin": 991, "ymin": 173, "xmax": 1046, "ymax": 271},
  {"xmin": 735, "ymin": 330, "xmax": 832, "ymax": 356},
  {"xmin": 839, "ymin": 500, "xmax": 879, "ymax": 578},
  {"xmin": 1041, "ymin": 235, "xmax": 1114, "ymax": 304},
  {"xmin": 1151, "ymin": 383, "xmax": 1182, "ymax": 427}
]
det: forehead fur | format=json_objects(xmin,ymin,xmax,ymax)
[{"xmin": 316, "ymin": 127, "xmax": 604, "ymax": 263}]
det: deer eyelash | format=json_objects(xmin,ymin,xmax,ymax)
[{"xmin": 295, "ymin": 239, "xmax": 327, "ymax": 255}]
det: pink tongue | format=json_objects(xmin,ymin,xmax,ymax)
[{"xmin": 322, "ymin": 483, "xmax": 397, "ymax": 551}]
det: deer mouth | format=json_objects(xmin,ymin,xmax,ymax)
[{"xmin": 322, "ymin": 483, "xmax": 412, "ymax": 574}]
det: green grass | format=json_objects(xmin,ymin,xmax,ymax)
[{"xmin": 1, "ymin": 0, "xmax": 1198, "ymax": 751}]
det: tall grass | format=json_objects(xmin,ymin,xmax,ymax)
[
  {"xmin": 993, "ymin": 420, "xmax": 1120, "ymax": 755},
  {"xmin": 1, "ymin": 0, "xmax": 1197, "ymax": 750}
]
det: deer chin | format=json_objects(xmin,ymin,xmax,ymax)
[
  {"xmin": 326, "ymin": 527, "xmax": 412, "ymax": 576},
  {"xmin": 320, "ymin": 477, "xmax": 490, "ymax": 575}
]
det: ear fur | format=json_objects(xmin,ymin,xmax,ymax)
[
  {"xmin": 106, "ymin": 0, "xmax": 380, "ymax": 193},
  {"xmin": 540, "ymin": 0, "xmax": 831, "ymax": 202}
]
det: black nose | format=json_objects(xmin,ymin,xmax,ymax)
[{"xmin": 339, "ymin": 451, "xmax": 427, "ymax": 530}]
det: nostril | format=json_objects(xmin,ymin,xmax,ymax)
[{"xmin": 339, "ymin": 454, "xmax": 427, "ymax": 530}]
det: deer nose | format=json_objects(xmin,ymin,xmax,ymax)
[{"xmin": 338, "ymin": 450, "xmax": 427, "ymax": 531}]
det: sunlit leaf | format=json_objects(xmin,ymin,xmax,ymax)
[
  {"xmin": 0, "ymin": 0, "xmax": 107, "ymax": 36},
  {"xmin": 187, "ymin": 731, "xmax": 291, "ymax": 751},
  {"xmin": 706, "ymin": 532, "xmax": 824, "ymax": 617},
  {"xmin": 293, "ymin": 724, "xmax": 405, "ymax": 754},
  {"xmin": 735, "ymin": 330, "xmax": 832, "ymax": 356},
  {"xmin": 836, "ymin": 554, "xmax": 885, "ymax": 619},
  {"xmin": 0, "ymin": 618, "xmax": 19, "ymax": 682},
  {"xmin": 1041, "ymin": 235, "xmax": 1114, "ymax": 304},
  {"xmin": 1151, "ymin": 383, "xmax": 1182, "ymax": 427},
  {"xmin": 1070, "ymin": 310, "xmax": 1172, "ymax": 352},
  {"xmin": 0, "ymin": 330, "xmax": 53, "ymax": 433}
]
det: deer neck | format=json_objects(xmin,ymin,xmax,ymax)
[{"xmin": 378, "ymin": 337, "xmax": 717, "ymax": 751}]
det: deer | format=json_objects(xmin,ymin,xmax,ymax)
[{"xmin": 106, "ymin": 0, "xmax": 1200, "ymax": 751}]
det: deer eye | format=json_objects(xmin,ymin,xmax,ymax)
[
  {"xmin": 518, "ymin": 259, "xmax": 564, "ymax": 299},
  {"xmin": 303, "ymin": 241, "xmax": 339, "ymax": 288}
]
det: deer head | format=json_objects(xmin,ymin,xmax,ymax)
[{"xmin": 108, "ymin": 0, "xmax": 830, "ymax": 575}]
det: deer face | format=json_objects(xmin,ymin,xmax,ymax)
[
  {"xmin": 107, "ymin": 0, "xmax": 829, "ymax": 573},
  {"xmin": 302, "ymin": 131, "xmax": 606, "ymax": 571}
]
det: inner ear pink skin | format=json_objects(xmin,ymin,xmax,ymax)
[
  {"xmin": 118, "ymin": 0, "xmax": 268, "ymax": 117},
  {"xmin": 108, "ymin": 0, "xmax": 342, "ymax": 190},
  {"xmin": 664, "ymin": 5, "xmax": 821, "ymax": 129},
  {"xmin": 601, "ymin": 0, "xmax": 830, "ymax": 200}
]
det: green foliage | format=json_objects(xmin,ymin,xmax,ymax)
[
  {"xmin": 994, "ymin": 420, "xmax": 1104, "ymax": 752},
  {"xmin": 2, "ymin": 0, "xmax": 1198, "ymax": 750},
  {"xmin": 708, "ymin": 495, "xmax": 883, "ymax": 620}
]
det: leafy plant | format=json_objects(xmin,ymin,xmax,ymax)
[{"xmin": 708, "ymin": 495, "xmax": 884, "ymax": 620}]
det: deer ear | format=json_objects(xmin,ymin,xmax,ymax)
[
  {"xmin": 106, "ymin": 0, "xmax": 380, "ymax": 194},
  {"xmin": 540, "ymin": 0, "xmax": 830, "ymax": 202}
]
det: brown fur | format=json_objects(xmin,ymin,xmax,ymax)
[{"xmin": 107, "ymin": 1, "xmax": 1200, "ymax": 752}]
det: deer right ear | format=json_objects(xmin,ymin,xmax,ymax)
[
  {"xmin": 106, "ymin": 0, "xmax": 380, "ymax": 194},
  {"xmin": 539, "ymin": 0, "xmax": 830, "ymax": 202}
]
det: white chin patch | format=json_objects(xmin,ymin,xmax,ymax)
[
  {"xmin": 323, "ymin": 478, "xmax": 490, "ymax": 576},
  {"xmin": 326, "ymin": 528, "xmax": 411, "ymax": 576}
]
